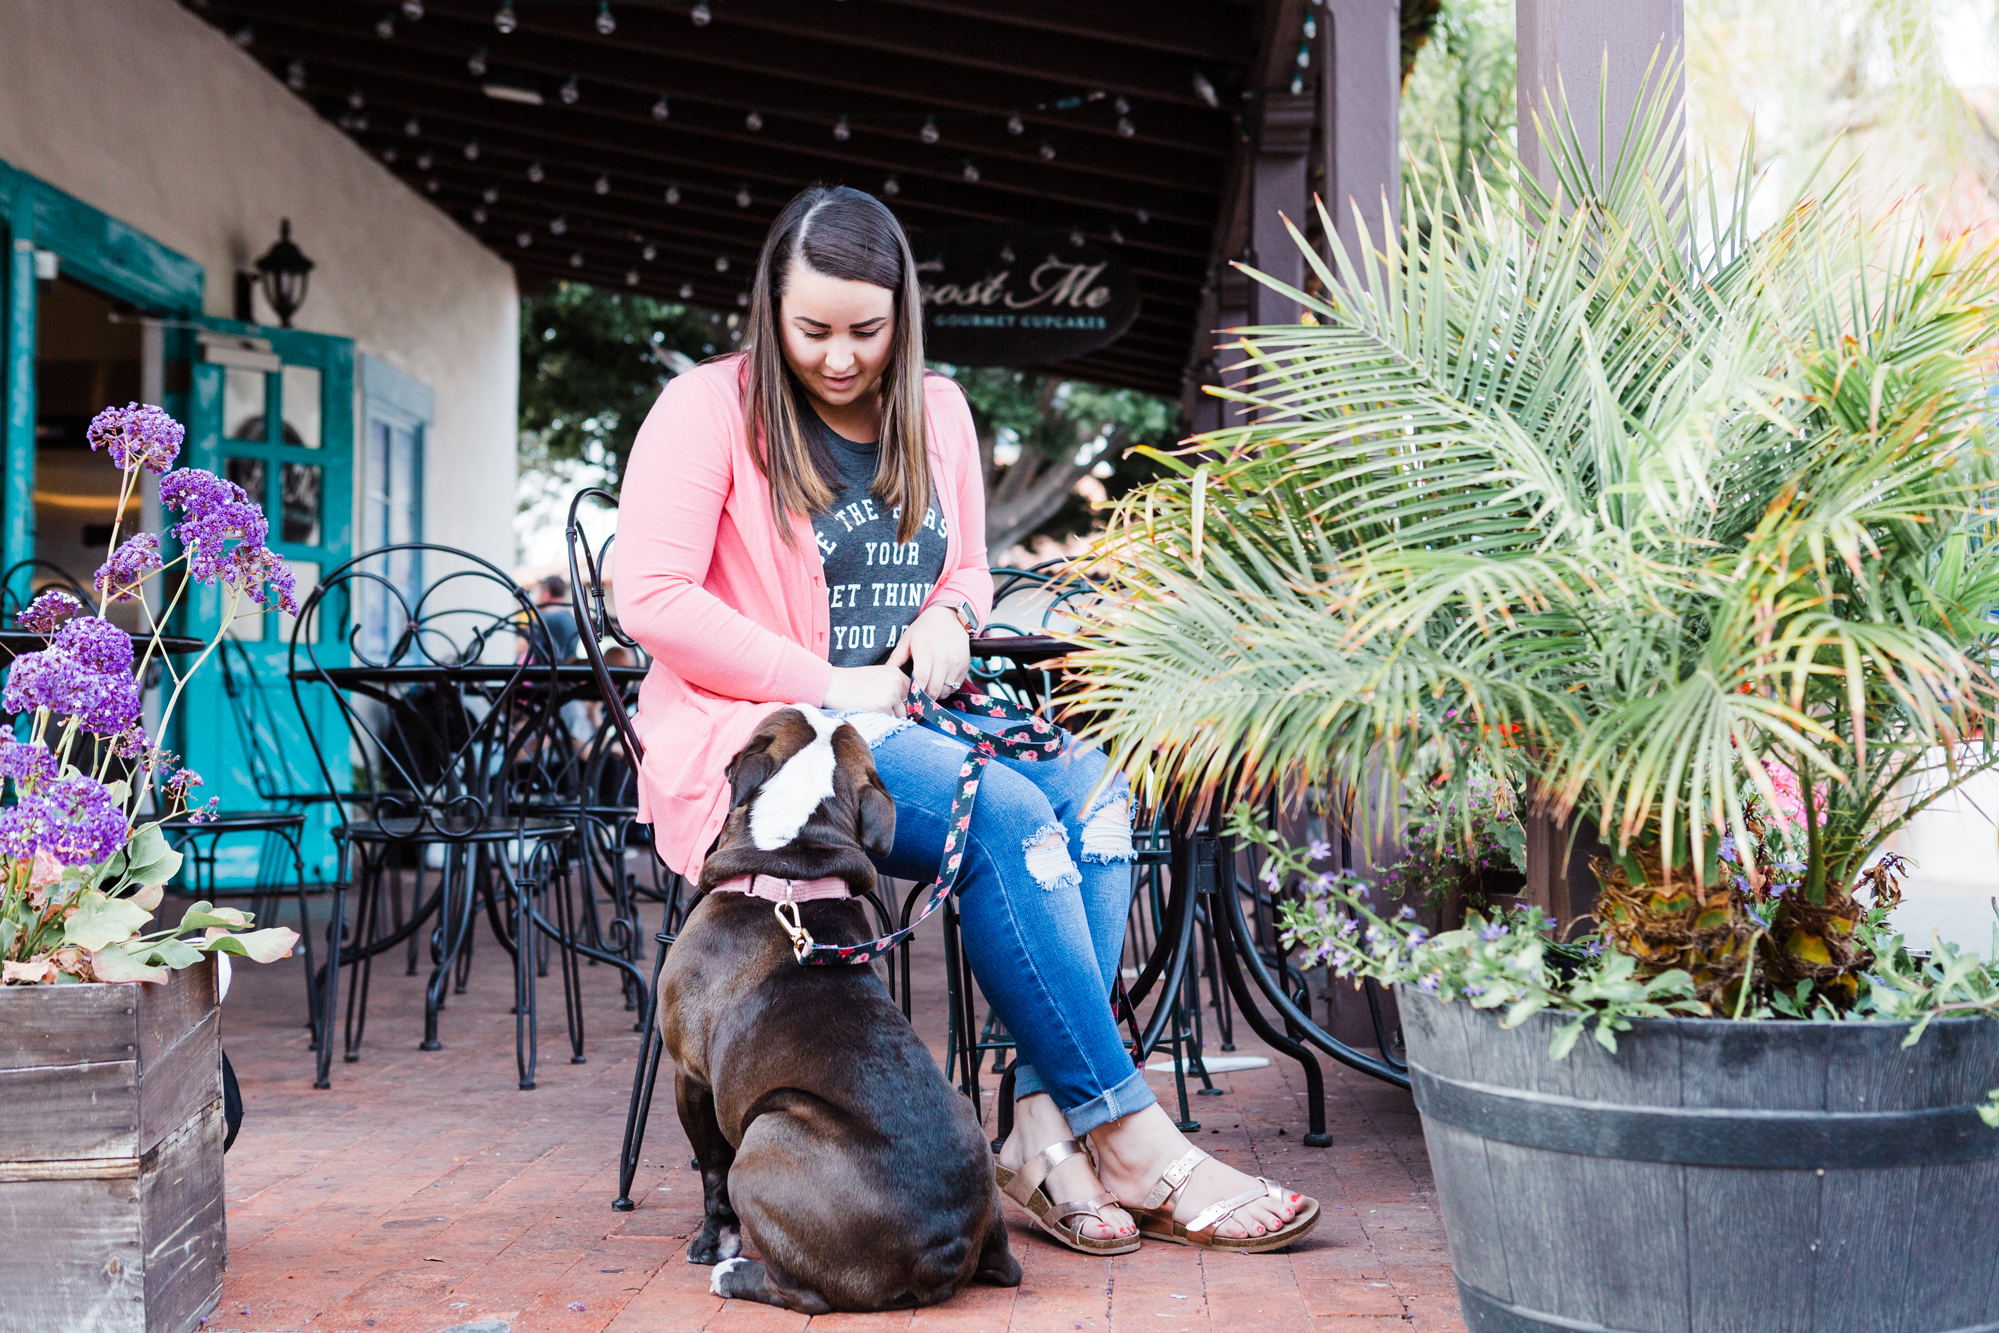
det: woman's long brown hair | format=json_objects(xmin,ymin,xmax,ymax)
[{"xmin": 742, "ymin": 185, "xmax": 930, "ymax": 545}]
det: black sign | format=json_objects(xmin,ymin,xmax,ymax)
[{"xmin": 915, "ymin": 230, "xmax": 1140, "ymax": 366}]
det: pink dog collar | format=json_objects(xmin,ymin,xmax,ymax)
[{"xmin": 709, "ymin": 874, "xmax": 852, "ymax": 903}]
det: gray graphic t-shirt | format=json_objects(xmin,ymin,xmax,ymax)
[{"xmin": 806, "ymin": 412, "xmax": 948, "ymax": 667}]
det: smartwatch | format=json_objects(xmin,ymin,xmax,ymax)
[{"xmin": 947, "ymin": 598, "xmax": 979, "ymax": 635}]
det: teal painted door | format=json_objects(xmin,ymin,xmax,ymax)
[{"xmin": 177, "ymin": 319, "xmax": 354, "ymax": 884}]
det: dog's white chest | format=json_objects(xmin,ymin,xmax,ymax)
[{"xmin": 748, "ymin": 705, "xmax": 844, "ymax": 850}]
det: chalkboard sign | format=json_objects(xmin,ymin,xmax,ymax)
[{"xmin": 914, "ymin": 230, "xmax": 1141, "ymax": 366}]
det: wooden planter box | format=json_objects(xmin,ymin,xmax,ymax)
[
  {"xmin": 1400, "ymin": 987, "xmax": 1999, "ymax": 1333},
  {"xmin": 0, "ymin": 959, "xmax": 225, "ymax": 1333}
]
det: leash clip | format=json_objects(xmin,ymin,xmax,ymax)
[{"xmin": 772, "ymin": 886, "xmax": 815, "ymax": 962}]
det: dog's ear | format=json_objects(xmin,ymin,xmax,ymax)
[
  {"xmin": 725, "ymin": 732, "xmax": 781, "ymax": 811},
  {"xmin": 858, "ymin": 773, "xmax": 897, "ymax": 857}
]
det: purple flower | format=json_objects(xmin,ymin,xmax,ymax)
[
  {"xmin": 166, "ymin": 767, "xmax": 203, "ymax": 799},
  {"xmin": 226, "ymin": 546, "xmax": 298, "ymax": 613},
  {"xmin": 1585, "ymin": 939, "xmax": 1604, "ymax": 956},
  {"xmin": 16, "ymin": 588, "xmax": 80, "ymax": 635},
  {"xmin": 1397, "ymin": 905, "xmax": 1418, "ymax": 921},
  {"xmin": 0, "ymin": 801, "xmax": 52, "ymax": 859},
  {"xmin": 54, "ymin": 617, "xmax": 133, "ymax": 676},
  {"xmin": 3, "ymin": 649, "xmax": 141, "ymax": 735},
  {"xmin": 1308, "ymin": 838, "xmax": 1332, "ymax": 861},
  {"xmin": 109, "ymin": 723, "xmax": 150, "ymax": 760},
  {"xmin": 1418, "ymin": 973, "xmax": 1441, "ymax": 994},
  {"xmin": 0, "ymin": 732, "xmax": 57, "ymax": 786},
  {"xmin": 1718, "ymin": 834, "xmax": 1738, "ymax": 864},
  {"xmin": 87, "ymin": 403, "xmax": 183, "ymax": 473},
  {"xmin": 39, "ymin": 775, "xmax": 128, "ymax": 865},
  {"xmin": 1259, "ymin": 862, "xmax": 1281, "ymax": 888},
  {"xmin": 185, "ymin": 796, "xmax": 220, "ymax": 824},
  {"xmin": 159, "ymin": 469, "xmax": 269, "ymax": 585},
  {"xmin": 93, "ymin": 533, "xmax": 162, "ymax": 602}
]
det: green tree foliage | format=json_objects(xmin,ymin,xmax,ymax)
[
  {"xmin": 1400, "ymin": 0, "xmax": 1517, "ymax": 231},
  {"xmin": 944, "ymin": 365, "xmax": 1179, "ymax": 553},
  {"xmin": 518, "ymin": 281, "xmax": 722, "ymax": 485}
]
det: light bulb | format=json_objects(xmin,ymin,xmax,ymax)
[
  {"xmin": 714, "ymin": 255, "xmax": 730, "ymax": 272},
  {"xmin": 1000, "ymin": 245, "xmax": 1015, "ymax": 263},
  {"xmin": 1006, "ymin": 111, "xmax": 1024, "ymax": 135},
  {"xmin": 1039, "ymin": 139, "xmax": 1056, "ymax": 161},
  {"xmin": 832, "ymin": 115, "xmax": 850, "ymax": 141},
  {"xmin": 425, "ymin": 179, "xmax": 440, "ymax": 194},
  {"xmin": 1192, "ymin": 72, "xmax": 1218, "ymax": 108},
  {"xmin": 516, "ymin": 230, "xmax": 533, "ymax": 248},
  {"xmin": 382, "ymin": 147, "xmax": 398, "ymax": 163},
  {"xmin": 375, "ymin": 15, "xmax": 395, "ymax": 38},
  {"xmin": 472, "ymin": 206, "xmax": 488, "ymax": 224},
  {"xmin": 416, "ymin": 151, "xmax": 433, "ymax": 169},
  {"xmin": 1116, "ymin": 117, "xmax": 1135, "ymax": 137},
  {"xmin": 642, "ymin": 244, "xmax": 657, "ymax": 261},
  {"xmin": 463, "ymin": 139, "xmax": 480, "ymax": 160},
  {"xmin": 402, "ymin": 0, "xmax": 424, "ymax": 18},
  {"xmin": 527, "ymin": 160, "xmax": 544, "ymax": 182},
  {"xmin": 571, "ymin": 252, "xmax": 585, "ymax": 268},
  {"xmin": 961, "ymin": 160, "xmax": 979, "ymax": 183},
  {"xmin": 744, "ymin": 108, "xmax": 762, "ymax": 131},
  {"xmin": 494, "ymin": 1, "xmax": 516, "ymax": 33},
  {"xmin": 561, "ymin": 75, "xmax": 580, "ymax": 104},
  {"xmin": 404, "ymin": 115, "xmax": 421, "ymax": 136},
  {"xmin": 626, "ymin": 269, "xmax": 640, "ymax": 286},
  {"xmin": 736, "ymin": 291, "xmax": 749, "ymax": 307},
  {"xmin": 1114, "ymin": 97, "xmax": 1130, "ymax": 115},
  {"xmin": 882, "ymin": 175, "xmax": 899, "ymax": 196},
  {"xmin": 349, "ymin": 87, "xmax": 366, "ymax": 109},
  {"xmin": 232, "ymin": 23, "xmax": 254, "ymax": 45},
  {"xmin": 1108, "ymin": 227, "xmax": 1125, "ymax": 245},
  {"xmin": 664, "ymin": 182, "xmax": 681, "ymax": 204},
  {"xmin": 549, "ymin": 214, "xmax": 567, "ymax": 235},
  {"xmin": 920, "ymin": 116, "xmax": 940, "ymax": 145},
  {"xmin": 468, "ymin": 48, "xmax": 488, "ymax": 76},
  {"xmin": 595, "ymin": 173, "xmax": 611, "ymax": 194},
  {"xmin": 1069, "ymin": 229, "xmax": 1085, "ymax": 247},
  {"xmin": 287, "ymin": 59, "xmax": 306, "ymax": 91},
  {"xmin": 352, "ymin": 113, "xmax": 369, "ymax": 132},
  {"xmin": 597, "ymin": 2, "xmax": 617, "ymax": 35},
  {"xmin": 735, "ymin": 185, "xmax": 752, "ymax": 207},
  {"xmin": 483, "ymin": 186, "xmax": 500, "ymax": 203},
  {"xmin": 1135, "ymin": 208, "xmax": 1149, "ymax": 224},
  {"xmin": 691, "ymin": 2, "xmax": 711, "ymax": 25},
  {"xmin": 1303, "ymin": 15, "xmax": 1316, "ymax": 39},
  {"xmin": 652, "ymin": 94, "xmax": 670, "ymax": 120},
  {"xmin": 680, "ymin": 282, "xmax": 695, "ymax": 299},
  {"xmin": 1297, "ymin": 43, "xmax": 1310, "ymax": 69}
]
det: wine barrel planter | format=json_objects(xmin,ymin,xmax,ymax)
[
  {"xmin": 1399, "ymin": 987, "xmax": 1999, "ymax": 1333},
  {"xmin": 0, "ymin": 959, "xmax": 226, "ymax": 1333}
]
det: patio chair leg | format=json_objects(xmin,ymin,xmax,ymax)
[
  {"xmin": 515, "ymin": 864, "xmax": 539, "ymax": 1091},
  {"xmin": 422, "ymin": 850, "xmax": 476, "ymax": 1051},
  {"xmin": 550, "ymin": 846, "xmax": 587, "ymax": 1064},
  {"xmin": 613, "ymin": 926, "xmax": 674, "ymax": 1212},
  {"xmin": 314, "ymin": 865, "xmax": 349, "ymax": 1089},
  {"xmin": 344, "ymin": 862, "xmax": 384, "ymax": 1064}
]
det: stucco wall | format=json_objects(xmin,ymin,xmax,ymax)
[{"xmin": 0, "ymin": 0, "xmax": 519, "ymax": 565}]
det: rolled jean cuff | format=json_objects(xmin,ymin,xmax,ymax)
[
  {"xmin": 1057, "ymin": 1064, "xmax": 1155, "ymax": 1137},
  {"xmin": 1011, "ymin": 1059, "xmax": 1047, "ymax": 1101}
]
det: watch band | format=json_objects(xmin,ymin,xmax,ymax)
[{"xmin": 948, "ymin": 598, "xmax": 979, "ymax": 634}]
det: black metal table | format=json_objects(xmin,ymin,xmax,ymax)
[{"xmin": 0, "ymin": 627, "xmax": 206, "ymax": 664}]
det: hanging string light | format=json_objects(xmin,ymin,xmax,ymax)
[
  {"xmin": 1135, "ymin": 208, "xmax": 1150, "ymax": 224},
  {"xmin": 382, "ymin": 147, "xmax": 398, "ymax": 163},
  {"xmin": 881, "ymin": 174, "xmax": 900, "ymax": 196},
  {"xmin": 736, "ymin": 291, "xmax": 749, "ymax": 307},
  {"xmin": 1007, "ymin": 111, "xmax": 1024, "ymax": 135},
  {"xmin": 664, "ymin": 181, "xmax": 681, "ymax": 204},
  {"xmin": 549, "ymin": 215, "xmax": 568, "ymax": 235},
  {"xmin": 595, "ymin": 173, "xmax": 611, "ymax": 194},
  {"xmin": 1116, "ymin": 115, "xmax": 1135, "ymax": 137},
  {"xmin": 642, "ymin": 243, "xmax": 657, "ymax": 261},
  {"xmin": 561, "ymin": 75, "xmax": 581, "ymax": 104},
  {"xmin": 652, "ymin": 93, "xmax": 670, "ymax": 120},
  {"xmin": 1192, "ymin": 71, "xmax": 1218, "ymax": 108},
  {"xmin": 286, "ymin": 59, "xmax": 306, "ymax": 90},
  {"xmin": 690, "ymin": 2, "xmax": 711, "ymax": 24},
  {"xmin": 1108, "ymin": 227, "xmax": 1125, "ymax": 245},
  {"xmin": 735, "ymin": 183, "xmax": 752, "ymax": 207},
  {"xmin": 494, "ymin": 1, "xmax": 516, "ymax": 32},
  {"xmin": 416, "ymin": 151, "xmax": 433, "ymax": 170},
  {"xmin": 1068, "ymin": 229, "xmax": 1085, "ymax": 247},
  {"xmin": 467, "ymin": 47, "xmax": 488, "ymax": 75},
  {"xmin": 527, "ymin": 160, "xmax": 545, "ymax": 182},
  {"xmin": 463, "ymin": 138, "xmax": 480, "ymax": 160},
  {"xmin": 375, "ymin": 14, "xmax": 395, "ymax": 39},
  {"xmin": 483, "ymin": 186, "xmax": 500, "ymax": 203},
  {"xmin": 571, "ymin": 252, "xmax": 585, "ymax": 268},
  {"xmin": 714, "ymin": 255, "xmax": 730, "ymax": 272},
  {"xmin": 402, "ymin": 0, "xmax": 424, "ymax": 19},
  {"xmin": 517, "ymin": 230, "xmax": 533, "ymax": 248},
  {"xmin": 679, "ymin": 281, "xmax": 695, "ymax": 299},
  {"xmin": 1038, "ymin": 139, "xmax": 1057, "ymax": 161},
  {"xmin": 744, "ymin": 108, "xmax": 763, "ymax": 131},
  {"xmin": 919, "ymin": 116, "xmax": 940, "ymax": 145},
  {"xmin": 404, "ymin": 115, "xmax": 422, "ymax": 136},
  {"xmin": 231, "ymin": 23, "xmax": 254, "ymax": 46},
  {"xmin": 425, "ymin": 179, "xmax": 441, "ymax": 194},
  {"xmin": 832, "ymin": 115, "xmax": 850, "ymax": 141},
  {"xmin": 626, "ymin": 269, "xmax": 640, "ymax": 286},
  {"xmin": 472, "ymin": 205, "xmax": 488, "ymax": 224},
  {"xmin": 596, "ymin": 2, "xmax": 617, "ymax": 35},
  {"xmin": 348, "ymin": 87, "xmax": 366, "ymax": 110},
  {"xmin": 961, "ymin": 160, "xmax": 979, "ymax": 183}
]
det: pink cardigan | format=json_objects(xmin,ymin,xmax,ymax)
[{"xmin": 614, "ymin": 356, "xmax": 993, "ymax": 877}]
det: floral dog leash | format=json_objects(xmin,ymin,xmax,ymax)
[{"xmin": 773, "ymin": 684, "xmax": 1065, "ymax": 967}]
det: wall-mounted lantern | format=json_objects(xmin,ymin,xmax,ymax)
[{"xmin": 236, "ymin": 219, "xmax": 316, "ymax": 327}]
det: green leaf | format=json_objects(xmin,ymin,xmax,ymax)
[
  {"xmin": 1549, "ymin": 1018, "xmax": 1586, "ymax": 1060},
  {"xmin": 89, "ymin": 944, "xmax": 169, "ymax": 984},
  {"xmin": 201, "ymin": 927, "xmax": 297, "ymax": 964},
  {"xmin": 61, "ymin": 889, "xmax": 155, "ymax": 953},
  {"xmin": 134, "ymin": 937, "xmax": 207, "ymax": 970}
]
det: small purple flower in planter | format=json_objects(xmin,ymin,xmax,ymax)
[
  {"xmin": 1478, "ymin": 922, "xmax": 1508, "ymax": 942},
  {"xmin": 87, "ymin": 402, "xmax": 183, "ymax": 473},
  {"xmin": 4, "ymin": 649, "xmax": 140, "ymax": 735},
  {"xmin": 16, "ymin": 588, "xmax": 80, "ymax": 635},
  {"xmin": 1308, "ymin": 838, "xmax": 1332, "ymax": 861},
  {"xmin": 1418, "ymin": 973, "xmax": 1442, "ymax": 994},
  {"xmin": 94, "ymin": 532, "xmax": 163, "ymax": 602}
]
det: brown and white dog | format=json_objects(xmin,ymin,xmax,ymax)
[{"xmin": 657, "ymin": 704, "xmax": 1021, "ymax": 1314}]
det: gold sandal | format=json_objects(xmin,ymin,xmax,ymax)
[
  {"xmin": 1125, "ymin": 1148, "xmax": 1319, "ymax": 1253},
  {"xmin": 995, "ymin": 1139, "xmax": 1141, "ymax": 1256}
]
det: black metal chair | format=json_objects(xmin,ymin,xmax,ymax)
[
  {"xmin": 0, "ymin": 558, "xmax": 91, "ymax": 617},
  {"xmin": 289, "ymin": 542, "xmax": 582, "ymax": 1091}
]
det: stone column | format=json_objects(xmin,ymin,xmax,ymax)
[
  {"xmin": 1321, "ymin": 0, "xmax": 1401, "ymax": 263},
  {"xmin": 1249, "ymin": 90, "xmax": 1317, "ymax": 330},
  {"xmin": 1516, "ymin": 0, "xmax": 1685, "ymax": 192}
]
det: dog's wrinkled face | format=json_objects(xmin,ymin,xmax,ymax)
[{"xmin": 723, "ymin": 705, "xmax": 895, "ymax": 861}]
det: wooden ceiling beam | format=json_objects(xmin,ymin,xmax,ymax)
[{"xmin": 864, "ymin": 0, "xmax": 1260, "ymax": 64}]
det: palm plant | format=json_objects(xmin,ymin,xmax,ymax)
[{"xmin": 1071, "ymin": 81, "xmax": 1999, "ymax": 1010}]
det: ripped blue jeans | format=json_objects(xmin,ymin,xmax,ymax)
[{"xmin": 865, "ymin": 713, "xmax": 1153, "ymax": 1135}]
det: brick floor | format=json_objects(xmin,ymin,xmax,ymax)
[{"xmin": 197, "ymin": 891, "xmax": 1462, "ymax": 1333}]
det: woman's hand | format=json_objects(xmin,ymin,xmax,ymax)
[
  {"xmin": 822, "ymin": 664, "xmax": 910, "ymax": 716},
  {"xmin": 888, "ymin": 604, "xmax": 971, "ymax": 700}
]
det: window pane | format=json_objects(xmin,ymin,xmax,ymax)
[
  {"xmin": 280, "ymin": 463, "xmax": 322, "ymax": 545},
  {"xmin": 224, "ymin": 456, "xmax": 267, "ymax": 508},
  {"xmin": 281, "ymin": 364, "xmax": 322, "ymax": 449},
  {"xmin": 278, "ymin": 560, "xmax": 321, "ymax": 645},
  {"xmin": 224, "ymin": 368, "xmax": 267, "ymax": 441},
  {"xmin": 389, "ymin": 426, "xmax": 419, "ymax": 543}
]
